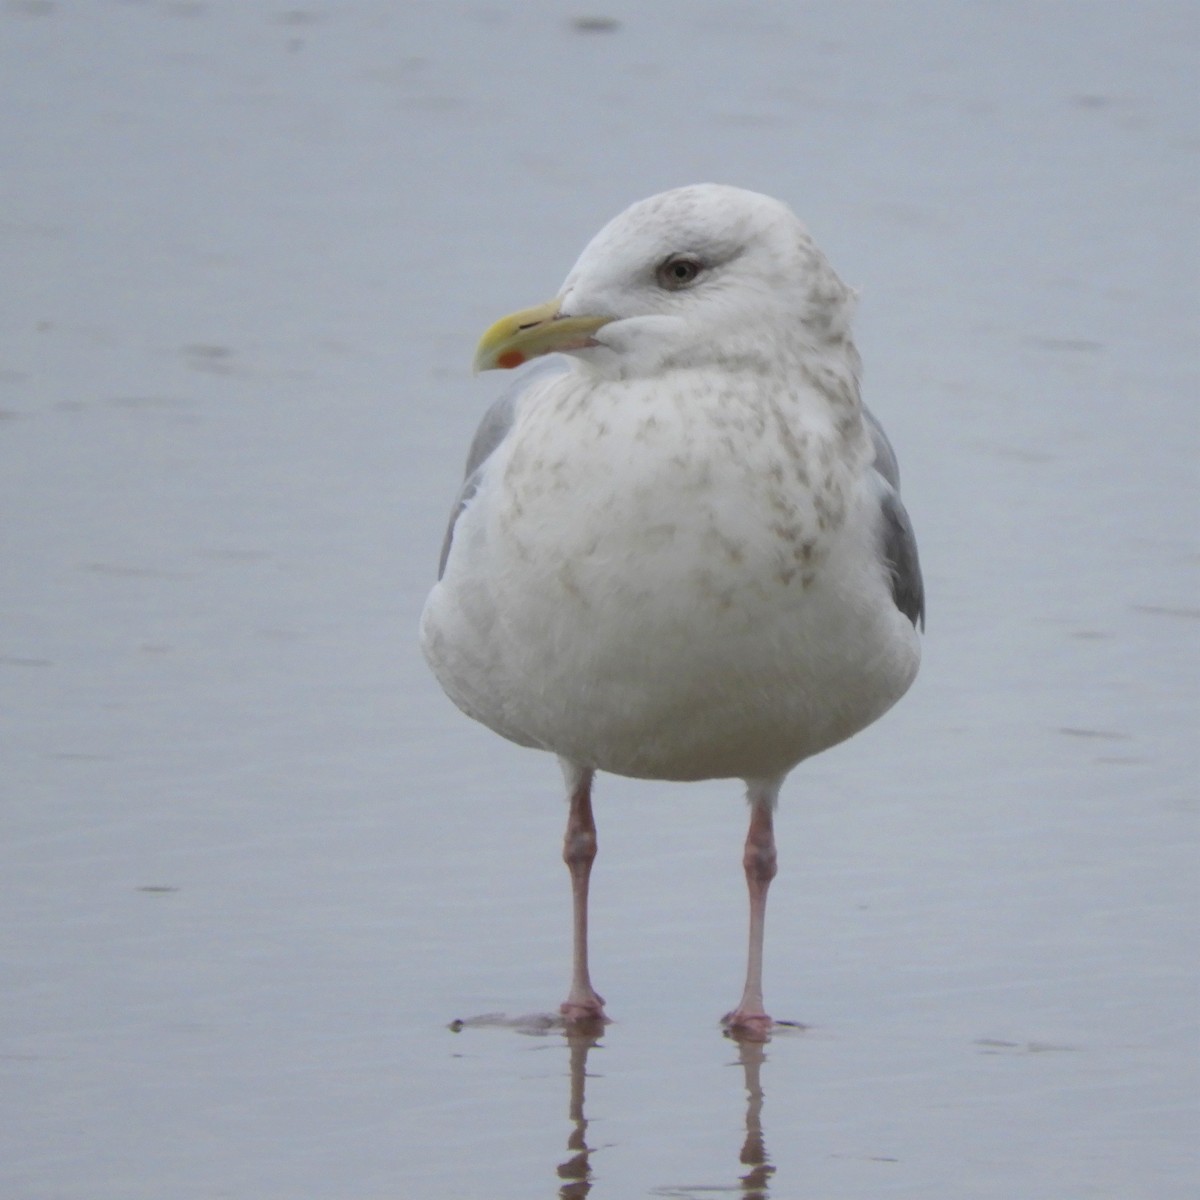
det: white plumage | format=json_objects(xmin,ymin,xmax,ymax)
[{"xmin": 421, "ymin": 184, "xmax": 924, "ymax": 1036}]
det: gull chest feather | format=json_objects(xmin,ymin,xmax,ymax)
[
  {"xmin": 420, "ymin": 371, "xmax": 898, "ymax": 779},
  {"xmin": 493, "ymin": 372, "xmax": 854, "ymax": 615}
]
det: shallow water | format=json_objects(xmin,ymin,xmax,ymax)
[{"xmin": 2, "ymin": 2, "xmax": 1196, "ymax": 1197}]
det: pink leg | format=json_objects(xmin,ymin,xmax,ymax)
[
  {"xmin": 560, "ymin": 763, "xmax": 606, "ymax": 1024},
  {"xmin": 724, "ymin": 781, "xmax": 781, "ymax": 1037}
]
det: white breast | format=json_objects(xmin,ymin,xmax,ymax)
[{"xmin": 421, "ymin": 367, "xmax": 919, "ymax": 782}]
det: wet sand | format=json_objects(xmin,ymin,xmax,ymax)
[{"xmin": 2, "ymin": 2, "xmax": 1196, "ymax": 1196}]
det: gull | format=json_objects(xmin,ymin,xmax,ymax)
[{"xmin": 421, "ymin": 184, "xmax": 924, "ymax": 1037}]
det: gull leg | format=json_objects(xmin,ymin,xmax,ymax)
[
  {"xmin": 724, "ymin": 779, "xmax": 782, "ymax": 1038},
  {"xmin": 559, "ymin": 761, "xmax": 606, "ymax": 1024}
]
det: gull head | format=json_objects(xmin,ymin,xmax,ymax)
[{"xmin": 474, "ymin": 183, "xmax": 858, "ymax": 381}]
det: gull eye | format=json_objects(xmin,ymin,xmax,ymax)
[{"xmin": 655, "ymin": 254, "xmax": 704, "ymax": 291}]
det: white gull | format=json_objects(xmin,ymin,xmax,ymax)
[{"xmin": 421, "ymin": 184, "xmax": 924, "ymax": 1038}]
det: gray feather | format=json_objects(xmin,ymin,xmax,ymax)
[
  {"xmin": 438, "ymin": 361, "xmax": 566, "ymax": 579},
  {"xmin": 863, "ymin": 405, "xmax": 901, "ymax": 491},
  {"xmin": 863, "ymin": 405, "xmax": 924, "ymax": 629}
]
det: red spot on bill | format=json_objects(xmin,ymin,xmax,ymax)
[{"xmin": 497, "ymin": 350, "xmax": 526, "ymax": 369}]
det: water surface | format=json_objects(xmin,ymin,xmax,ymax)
[{"xmin": 2, "ymin": 2, "xmax": 1195, "ymax": 1197}]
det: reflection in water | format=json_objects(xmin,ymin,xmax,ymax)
[
  {"xmin": 557, "ymin": 1026, "xmax": 602, "ymax": 1198},
  {"xmin": 731, "ymin": 1033, "xmax": 775, "ymax": 1199},
  {"xmin": 551, "ymin": 1026, "xmax": 777, "ymax": 1200},
  {"xmin": 451, "ymin": 1017, "xmax": 778, "ymax": 1197}
]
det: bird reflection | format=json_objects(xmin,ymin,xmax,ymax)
[
  {"xmin": 556, "ymin": 1023, "xmax": 603, "ymax": 1198},
  {"xmin": 450, "ymin": 1014, "xmax": 781, "ymax": 1196},
  {"xmin": 729, "ymin": 1031, "xmax": 775, "ymax": 1198},
  {"xmin": 548, "ymin": 1024, "xmax": 778, "ymax": 1199}
]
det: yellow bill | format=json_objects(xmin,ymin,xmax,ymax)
[{"xmin": 473, "ymin": 299, "xmax": 613, "ymax": 372}]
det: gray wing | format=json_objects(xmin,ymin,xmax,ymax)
[
  {"xmin": 437, "ymin": 360, "xmax": 566, "ymax": 579},
  {"xmin": 864, "ymin": 405, "xmax": 925, "ymax": 630},
  {"xmin": 863, "ymin": 404, "xmax": 901, "ymax": 490}
]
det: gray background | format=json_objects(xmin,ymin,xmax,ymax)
[{"xmin": 2, "ymin": 2, "xmax": 1196, "ymax": 1197}]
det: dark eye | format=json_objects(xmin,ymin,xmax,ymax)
[{"xmin": 655, "ymin": 254, "xmax": 704, "ymax": 291}]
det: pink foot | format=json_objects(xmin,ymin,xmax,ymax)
[
  {"xmin": 722, "ymin": 1010, "xmax": 773, "ymax": 1042},
  {"xmin": 560, "ymin": 985, "xmax": 606, "ymax": 1018},
  {"xmin": 560, "ymin": 996, "xmax": 608, "ymax": 1027}
]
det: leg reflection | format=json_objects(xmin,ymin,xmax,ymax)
[
  {"xmin": 557, "ymin": 1024, "xmax": 603, "ymax": 1198},
  {"xmin": 731, "ymin": 1033, "xmax": 775, "ymax": 1199}
]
